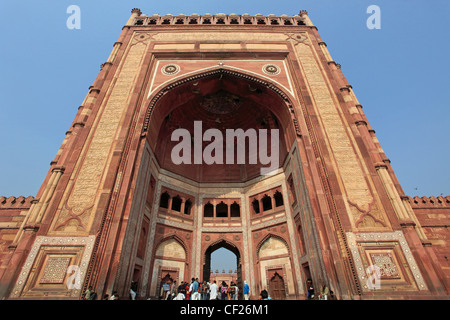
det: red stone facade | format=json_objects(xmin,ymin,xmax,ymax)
[{"xmin": 0, "ymin": 9, "xmax": 449, "ymax": 300}]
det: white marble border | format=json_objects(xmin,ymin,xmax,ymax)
[
  {"xmin": 10, "ymin": 235, "xmax": 96, "ymax": 298},
  {"xmin": 346, "ymin": 231, "xmax": 428, "ymax": 292}
]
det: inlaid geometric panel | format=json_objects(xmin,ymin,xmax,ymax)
[
  {"xmin": 39, "ymin": 257, "xmax": 71, "ymax": 284},
  {"xmin": 369, "ymin": 252, "xmax": 400, "ymax": 279}
]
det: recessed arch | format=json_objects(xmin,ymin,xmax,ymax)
[
  {"xmin": 153, "ymin": 233, "xmax": 189, "ymax": 264},
  {"xmin": 256, "ymin": 233, "xmax": 290, "ymax": 261},
  {"xmin": 143, "ymin": 67, "xmax": 301, "ymax": 183}
]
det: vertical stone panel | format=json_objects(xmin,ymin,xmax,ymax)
[
  {"xmin": 293, "ymin": 37, "xmax": 390, "ymax": 231},
  {"xmin": 50, "ymin": 34, "xmax": 150, "ymax": 234}
]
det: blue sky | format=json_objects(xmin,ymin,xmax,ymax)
[{"xmin": 1, "ymin": 1, "xmax": 448, "ymax": 200}]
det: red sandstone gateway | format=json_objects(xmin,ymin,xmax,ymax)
[{"xmin": 0, "ymin": 9, "xmax": 448, "ymax": 300}]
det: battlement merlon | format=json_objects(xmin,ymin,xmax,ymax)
[
  {"xmin": 125, "ymin": 9, "xmax": 314, "ymax": 27},
  {"xmin": 0, "ymin": 196, "xmax": 35, "ymax": 210},
  {"xmin": 406, "ymin": 195, "xmax": 450, "ymax": 208}
]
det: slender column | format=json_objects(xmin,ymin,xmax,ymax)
[
  {"xmin": 318, "ymin": 42, "xmax": 333, "ymax": 62},
  {"xmin": 180, "ymin": 197, "xmax": 186, "ymax": 214},
  {"xmin": 35, "ymin": 167, "xmax": 65, "ymax": 224},
  {"xmin": 11, "ymin": 199, "xmax": 39, "ymax": 246},
  {"xmin": 375, "ymin": 164, "xmax": 409, "ymax": 221},
  {"xmin": 26, "ymin": 168, "xmax": 59, "ymax": 225},
  {"xmin": 401, "ymin": 196, "xmax": 427, "ymax": 240}
]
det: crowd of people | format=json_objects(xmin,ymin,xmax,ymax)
[
  {"xmin": 164, "ymin": 278, "xmax": 250, "ymax": 300},
  {"xmin": 82, "ymin": 278, "xmax": 334, "ymax": 300}
]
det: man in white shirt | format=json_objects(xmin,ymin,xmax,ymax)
[{"xmin": 209, "ymin": 280, "xmax": 218, "ymax": 300}]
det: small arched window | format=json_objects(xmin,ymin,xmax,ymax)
[
  {"xmin": 160, "ymin": 192, "xmax": 170, "ymax": 209},
  {"xmin": 184, "ymin": 199, "xmax": 192, "ymax": 215},
  {"xmin": 262, "ymin": 195, "xmax": 272, "ymax": 211},
  {"xmin": 204, "ymin": 202, "xmax": 214, "ymax": 217},
  {"xmin": 230, "ymin": 202, "xmax": 240, "ymax": 217},
  {"xmin": 171, "ymin": 195, "xmax": 182, "ymax": 212},
  {"xmin": 274, "ymin": 191, "xmax": 284, "ymax": 207},
  {"xmin": 216, "ymin": 201, "xmax": 228, "ymax": 218},
  {"xmin": 252, "ymin": 199, "xmax": 260, "ymax": 214}
]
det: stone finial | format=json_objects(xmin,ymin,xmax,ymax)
[
  {"xmin": 299, "ymin": 10, "xmax": 308, "ymax": 16},
  {"xmin": 131, "ymin": 8, "xmax": 142, "ymax": 15}
]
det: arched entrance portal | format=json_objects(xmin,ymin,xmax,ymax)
[
  {"xmin": 135, "ymin": 68, "xmax": 309, "ymax": 299},
  {"xmin": 203, "ymin": 240, "xmax": 242, "ymax": 300}
]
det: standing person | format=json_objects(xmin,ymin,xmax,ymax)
[
  {"xmin": 130, "ymin": 282, "xmax": 137, "ymax": 300},
  {"xmin": 198, "ymin": 281, "xmax": 202, "ymax": 299},
  {"xmin": 229, "ymin": 282, "xmax": 236, "ymax": 300},
  {"xmin": 169, "ymin": 280, "xmax": 177, "ymax": 300},
  {"xmin": 130, "ymin": 287, "xmax": 136, "ymax": 300},
  {"xmin": 209, "ymin": 280, "xmax": 218, "ymax": 300},
  {"xmin": 243, "ymin": 281, "xmax": 250, "ymax": 300},
  {"xmin": 201, "ymin": 281, "xmax": 209, "ymax": 300},
  {"xmin": 84, "ymin": 286, "xmax": 93, "ymax": 300},
  {"xmin": 178, "ymin": 281, "xmax": 186, "ymax": 297},
  {"xmin": 186, "ymin": 281, "xmax": 192, "ymax": 300},
  {"xmin": 182, "ymin": 281, "xmax": 186, "ymax": 299},
  {"xmin": 220, "ymin": 281, "xmax": 228, "ymax": 300},
  {"xmin": 306, "ymin": 279, "xmax": 314, "ymax": 300},
  {"xmin": 234, "ymin": 283, "xmax": 239, "ymax": 300},
  {"xmin": 190, "ymin": 278, "xmax": 200, "ymax": 300}
]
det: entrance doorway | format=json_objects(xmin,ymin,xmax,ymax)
[
  {"xmin": 269, "ymin": 272, "xmax": 286, "ymax": 300},
  {"xmin": 203, "ymin": 240, "xmax": 242, "ymax": 299},
  {"xmin": 159, "ymin": 273, "xmax": 173, "ymax": 300}
]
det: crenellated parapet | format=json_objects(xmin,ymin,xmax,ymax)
[
  {"xmin": 0, "ymin": 196, "xmax": 35, "ymax": 210},
  {"xmin": 129, "ymin": 11, "xmax": 311, "ymax": 27},
  {"xmin": 407, "ymin": 195, "xmax": 450, "ymax": 240},
  {"xmin": 407, "ymin": 195, "xmax": 450, "ymax": 208}
]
